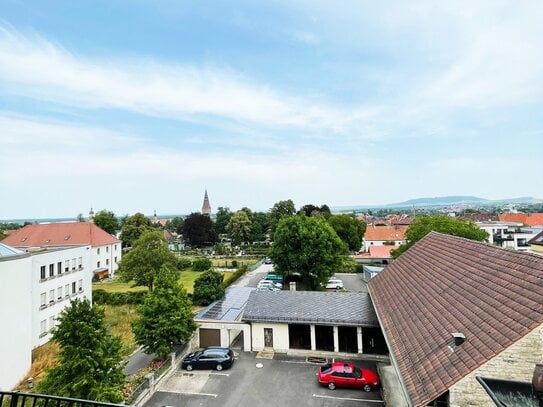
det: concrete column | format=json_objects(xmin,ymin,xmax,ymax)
[
  {"xmin": 310, "ymin": 325, "xmax": 316, "ymax": 351},
  {"xmin": 243, "ymin": 325, "xmax": 252, "ymax": 352},
  {"xmin": 333, "ymin": 326, "xmax": 339, "ymax": 352},
  {"xmin": 220, "ymin": 327, "xmax": 230, "ymax": 347},
  {"xmin": 357, "ymin": 327, "xmax": 363, "ymax": 353}
]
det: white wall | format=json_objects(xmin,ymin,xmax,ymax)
[
  {"xmin": 92, "ymin": 243, "xmax": 121, "ymax": 276},
  {"xmin": 0, "ymin": 255, "xmax": 32, "ymax": 390},
  {"xmin": 31, "ymin": 246, "xmax": 92, "ymax": 348},
  {"xmin": 251, "ymin": 322, "xmax": 289, "ymax": 353}
]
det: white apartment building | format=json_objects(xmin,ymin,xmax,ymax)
[
  {"xmin": 2, "ymin": 221, "xmax": 122, "ymax": 280},
  {"xmin": 477, "ymin": 221, "xmax": 543, "ymax": 251},
  {"xmin": 0, "ymin": 243, "xmax": 92, "ymax": 390}
]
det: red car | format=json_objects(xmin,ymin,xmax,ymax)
[{"xmin": 317, "ymin": 362, "xmax": 380, "ymax": 392}]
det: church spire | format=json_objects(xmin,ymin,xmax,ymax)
[{"xmin": 202, "ymin": 189, "xmax": 211, "ymax": 216}]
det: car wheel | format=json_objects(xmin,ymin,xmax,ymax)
[
  {"xmin": 328, "ymin": 382, "xmax": 336, "ymax": 390},
  {"xmin": 216, "ymin": 364, "xmax": 223, "ymax": 371},
  {"xmin": 186, "ymin": 364, "xmax": 193, "ymax": 371},
  {"xmin": 337, "ymin": 286, "xmax": 341, "ymax": 290},
  {"xmin": 363, "ymin": 384, "xmax": 372, "ymax": 392}
]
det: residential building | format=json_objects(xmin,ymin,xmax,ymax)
[
  {"xmin": 368, "ymin": 232, "xmax": 543, "ymax": 407},
  {"xmin": 2, "ymin": 222, "xmax": 121, "ymax": 280},
  {"xmin": 477, "ymin": 221, "xmax": 542, "ymax": 251},
  {"xmin": 529, "ymin": 231, "xmax": 543, "ymax": 255},
  {"xmin": 362, "ymin": 225, "xmax": 407, "ymax": 251},
  {"xmin": 353, "ymin": 245, "xmax": 397, "ymax": 265}
]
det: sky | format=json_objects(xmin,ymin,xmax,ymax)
[{"xmin": 1, "ymin": 1, "xmax": 542, "ymax": 219}]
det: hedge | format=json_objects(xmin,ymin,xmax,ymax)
[{"xmin": 93, "ymin": 289, "xmax": 147, "ymax": 305}]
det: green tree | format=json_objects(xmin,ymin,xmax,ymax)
[
  {"xmin": 298, "ymin": 204, "xmax": 331, "ymax": 218},
  {"xmin": 248, "ymin": 211, "xmax": 270, "ymax": 242},
  {"xmin": 391, "ymin": 214, "xmax": 489, "ymax": 258},
  {"xmin": 36, "ymin": 299, "xmax": 124, "ymax": 402},
  {"xmin": 226, "ymin": 210, "xmax": 253, "ymax": 245},
  {"xmin": 120, "ymin": 212, "xmax": 153, "ymax": 247},
  {"xmin": 193, "ymin": 270, "xmax": 225, "ymax": 306},
  {"xmin": 269, "ymin": 199, "xmax": 296, "ymax": 238},
  {"xmin": 270, "ymin": 215, "xmax": 347, "ymax": 290},
  {"xmin": 93, "ymin": 210, "xmax": 120, "ymax": 235},
  {"xmin": 117, "ymin": 230, "xmax": 177, "ymax": 291},
  {"xmin": 328, "ymin": 214, "xmax": 367, "ymax": 252},
  {"xmin": 192, "ymin": 257, "xmax": 212, "ymax": 271},
  {"xmin": 166, "ymin": 216, "xmax": 184, "ymax": 234},
  {"xmin": 214, "ymin": 207, "xmax": 233, "ymax": 235},
  {"xmin": 132, "ymin": 266, "xmax": 197, "ymax": 359},
  {"xmin": 183, "ymin": 212, "xmax": 218, "ymax": 247},
  {"xmin": 0, "ymin": 230, "xmax": 5, "ymax": 240}
]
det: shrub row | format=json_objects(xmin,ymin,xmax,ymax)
[
  {"xmin": 223, "ymin": 265, "xmax": 248, "ymax": 288},
  {"xmin": 93, "ymin": 289, "xmax": 147, "ymax": 305}
]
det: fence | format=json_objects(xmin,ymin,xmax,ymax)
[{"xmin": 0, "ymin": 391, "xmax": 124, "ymax": 407}]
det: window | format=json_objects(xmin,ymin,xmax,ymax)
[
  {"xmin": 78, "ymin": 279, "xmax": 83, "ymax": 291},
  {"xmin": 65, "ymin": 260, "xmax": 70, "ymax": 272},
  {"xmin": 97, "ymin": 248, "xmax": 101, "ymax": 255},
  {"xmin": 114, "ymin": 256, "xmax": 117, "ymax": 263},
  {"xmin": 49, "ymin": 289, "xmax": 55, "ymax": 303},
  {"xmin": 49, "ymin": 316, "xmax": 55, "ymax": 331},
  {"xmin": 40, "ymin": 292, "xmax": 46, "ymax": 307},
  {"xmin": 97, "ymin": 261, "xmax": 101, "ymax": 268},
  {"xmin": 78, "ymin": 257, "xmax": 82, "ymax": 269},
  {"xmin": 49, "ymin": 264, "xmax": 54, "ymax": 277},
  {"xmin": 106, "ymin": 246, "xmax": 109, "ymax": 253},
  {"xmin": 65, "ymin": 284, "xmax": 70, "ymax": 297},
  {"xmin": 40, "ymin": 266, "xmax": 46, "ymax": 280},
  {"xmin": 115, "ymin": 244, "xmax": 118, "ymax": 251},
  {"xmin": 106, "ymin": 258, "xmax": 109, "ymax": 266},
  {"xmin": 40, "ymin": 320, "xmax": 46, "ymax": 335},
  {"xmin": 57, "ymin": 261, "xmax": 62, "ymax": 275},
  {"xmin": 57, "ymin": 287, "xmax": 63, "ymax": 300},
  {"xmin": 72, "ymin": 282, "xmax": 76, "ymax": 294},
  {"xmin": 71, "ymin": 259, "xmax": 76, "ymax": 270}
]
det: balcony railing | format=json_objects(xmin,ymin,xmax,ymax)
[{"xmin": 0, "ymin": 391, "xmax": 125, "ymax": 407}]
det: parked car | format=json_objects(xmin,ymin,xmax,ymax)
[
  {"xmin": 264, "ymin": 257, "xmax": 273, "ymax": 264},
  {"xmin": 181, "ymin": 347, "xmax": 235, "ymax": 371},
  {"xmin": 326, "ymin": 277, "xmax": 344, "ymax": 290},
  {"xmin": 265, "ymin": 273, "xmax": 284, "ymax": 288},
  {"xmin": 317, "ymin": 362, "xmax": 379, "ymax": 391},
  {"xmin": 257, "ymin": 279, "xmax": 281, "ymax": 291}
]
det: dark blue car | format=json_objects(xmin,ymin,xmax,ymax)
[{"xmin": 181, "ymin": 347, "xmax": 235, "ymax": 371}]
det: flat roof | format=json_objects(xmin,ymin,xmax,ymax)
[{"xmin": 195, "ymin": 286, "xmax": 255, "ymax": 322}]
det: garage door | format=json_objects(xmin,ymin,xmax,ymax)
[{"xmin": 199, "ymin": 328, "xmax": 220, "ymax": 348}]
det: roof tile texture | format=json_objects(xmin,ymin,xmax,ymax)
[
  {"xmin": 368, "ymin": 232, "xmax": 543, "ymax": 406},
  {"xmin": 2, "ymin": 222, "xmax": 120, "ymax": 247},
  {"xmin": 365, "ymin": 225, "xmax": 408, "ymax": 241}
]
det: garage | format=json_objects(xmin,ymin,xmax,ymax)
[
  {"xmin": 199, "ymin": 328, "xmax": 220, "ymax": 348},
  {"xmin": 288, "ymin": 324, "xmax": 311, "ymax": 350},
  {"xmin": 315, "ymin": 325, "xmax": 334, "ymax": 351},
  {"xmin": 362, "ymin": 327, "xmax": 388, "ymax": 354},
  {"xmin": 338, "ymin": 326, "xmax": 358, "ymax": 353}
]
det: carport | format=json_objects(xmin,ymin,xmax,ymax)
[{"xmin": 243, "ymin": 291, "xmax": 387, "ymax": 355}]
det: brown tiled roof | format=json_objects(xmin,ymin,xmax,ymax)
[
  {"xmin": 459, "ymin": 213, "xmax": 499, "ymax": 222},
  {"xmin": 498, "ymin": 213, "xmax": 528, "ymax": 223},
  {"xmin": 526, "ymin": 213, "xmax": 543, "ymax": 227},
  {"xmin": 364, "ymin": 225, "xmax": 407, "ymax": 241},
  {"xmin": 368, "ymin": 245, "xmax": 397, "ymax": 258},
  {"xmin": 368, "ymin": 232, "xmax": 543, "ymax": 407},
  {"xmin": 1, "ymin": 222, "xmax": 120, "ymax": 248}
]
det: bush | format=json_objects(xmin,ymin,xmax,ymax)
[
  {"xmin": 93, "ymin": 289, "xmax": 147, "ymax": 305},
  {"xmin": 177, "ymin": 257, "xmax": 192, "ymax": 270},
  {"xmin": 223, "ymin": 265, "xmax": 248, "ymax": 288},
  {"xmin": 193, "ymin": 270, "xmax": 225, "ymax": 306},
  {"xmin": 192, "ymin": 257, "xmax": 212, "ymax": 271},
  {"xmin": 231, "ymin": 260, "xmax": 238, "ymax": 268}
]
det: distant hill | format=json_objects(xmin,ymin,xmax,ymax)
[{"xmin": 388, "ymin": 195, "xmax": 488, "ymax": 207}]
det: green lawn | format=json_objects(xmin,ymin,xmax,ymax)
[
  {"xmin": 102, "ymin": 304, "xmax": 138, "ymax": 358},
  {"xmin": 177, "ymin": 270, "xmax": 201, "ymax": 294},
  {"xmin": 93, "ymin": 279, "xmax": 147, "ymax": 293}
]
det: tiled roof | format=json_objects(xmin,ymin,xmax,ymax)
[
  {"xmin": 459, "ymin": 213, "xmax": 499, "ymax": 222},
  {"xmin": 242, "ymin": 291, "xmax": 379, "ymax": 327},
  {"xmin": 368, "ymin": 245, "xmax": 397, "ymax": 258},
  {"xmin": 1, "ymin": 222, "xmax": 120, "ymax": 248},
  {"xmin": 364, "ymin": 225, "xmax": 407, "ymax": 241},
  {"xmin": 498, "ymin": 213, "xmax": 528, "ymax": 223},
  {"xmin": 368, "ymin": 232, "xmax": 543, "ymax": 406},
  {"xmin": 526, "ymin": 213, "xmax": 543, "ymax": 227},
  {"xmin": 529, "ymin": 231, "xmax": 543, "ymax": 246}
]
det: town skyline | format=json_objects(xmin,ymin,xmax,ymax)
[{"xmin": 1, "ymin": 1, "xmax": 543, "ymax": 218}]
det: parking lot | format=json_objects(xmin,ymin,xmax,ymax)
[{"xmin": 145, "ymin": 352, "xmax": 383, "ymax": 407}]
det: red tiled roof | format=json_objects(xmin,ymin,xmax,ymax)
[
  {"xmin": 526, "ymin": 213, "xmax": 543, "ymax": 227},
  {"xmin": 368, "ymin": 245, "xmax": 396, "ymax": 258},
  {"xmin": 498, "ymin": 213, "xmax": 528, "ymax": 223},
  {"xmin": 368, "ymin": 232, "xmax": 543, "ymax": 406},
  {"xmin": 364, "ymin": 225, "xmax": 407, "ymax": 241},
  {"xmin": 1, "ymin": 222, "xmax": 120, "ymax": 248}
]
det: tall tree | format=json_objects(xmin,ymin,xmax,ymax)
[
  {"xmin": 214, "ymin": 207, "xmax": 233, "ymax": 235},
  {"xmin": 132, "ymin": 266, "xmax": 197, "ymax": 359},
  {"xmin": 183, "ymin": 212, "xmax": 218, "ymax": 247},
  {"xmin": 249, "ymin": 211, "xmax": 270, "ymax": 242},
  {"xmin": 166, "ymin": 216, "xmax": 184, "ymax": 235},
  {"xmin": 392, "ymin": 214, "xmax": 489, "ymax": 258},
  {"xmin": 93, "ymin": 210, "xmax": 120, "ymax": 235},
  {"xmin": 270, "ymin": 215, "xmax": 347, "ymax": 290},
  {"xmin": 117, "ymin": 230, "xmax": 177, "ymax": 291},
  {"xmin": 120, "ymin": 212, "xmax": 153, "ymax": 247},
  {"xmin": 328, "ymin": 214, "xmax": 367, "ymax": 252},
  {"xmin": 226, "ymin": 210, "xmax": 253, "ymax": 245},
  {"xmin": 269, "ymin": 199, "xmax": 296, "ymax": 238},
  {"xmin": 192, "ymin": 270, "xmax": 225, "ymax": 306},
  {"xmin": 298, "ymin": 204, "xmax": 331, "ymax": 218},
  {"xmin": 36, "ymin": 299, "xmax": 124, "ymax": 402}
]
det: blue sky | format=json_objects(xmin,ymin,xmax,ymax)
[{"xmin": 1, "ymin": 1, "xmax": 542, "ymax": 219}]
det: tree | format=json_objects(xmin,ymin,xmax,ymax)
[
  {"xmin": 193, "ymin": 270, "xmax": 225, "ymax": 306},
  {"xmin": 132, "ymin": 266, "xmax": 197, "ymax": 359},
  {"xmin": 298, "ymin": 204, "xmax": 331, "ymax": 218},
  {"xmin": 120, "ymin": 212, "xmax": 153, "ymax": 247},
  {"xmin": 269, "ymin": 199, "xmax": 296, "ymax": 238},
  {"xmin": 249, "ymin": 211, "xmax": 270, "ymax": 242},
  {"xmin": 328, "ymin": 214, "xmax": 367, "ymax": 252},
  {"xmin": 117, "ymin": 230, "xmax": 177, "ymax": 291},
  {"xmin": 391, "ymin": 214, "xmax": 489, "ymax": 258},
  {"xmin": 270, "ymin": 215, "xmax": 347, "ymax": 290},
  {"xmin": 166, "ymin": 216, "xmax": 184, "ymax": 234},
  {"xmin": 36, "ymin": 299, "xmax": 124, "ymax": 402},
  {"xmin": 214, "ymin": 207, "xmax": 233, "ymax": 235},
  {"xmin": 183, "ymin": 212, "xmax": 218, "ymax": 247},
  {"xmin": 93, "ymin": 210, "xmax": 120, "ymax": 235},
  {"xmin": 226, "ymin": 210, "xmax": 253, "ymax": 245},
  {"xmin": 0, "ymin": 230, "xmax": 5, "ymax": 240}
]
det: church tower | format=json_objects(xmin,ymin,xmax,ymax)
[{"xmin": 202, "ymin": 189, "xmax": 211, "ymax": 216}]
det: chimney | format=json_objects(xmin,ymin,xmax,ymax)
[
  {"xmin": 452, "ymin": 332, "xmax": 466, "ymax": 347},
  {"xmin": 533, "ymin": 364, "xmax": 543, "ymax": 405}
]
